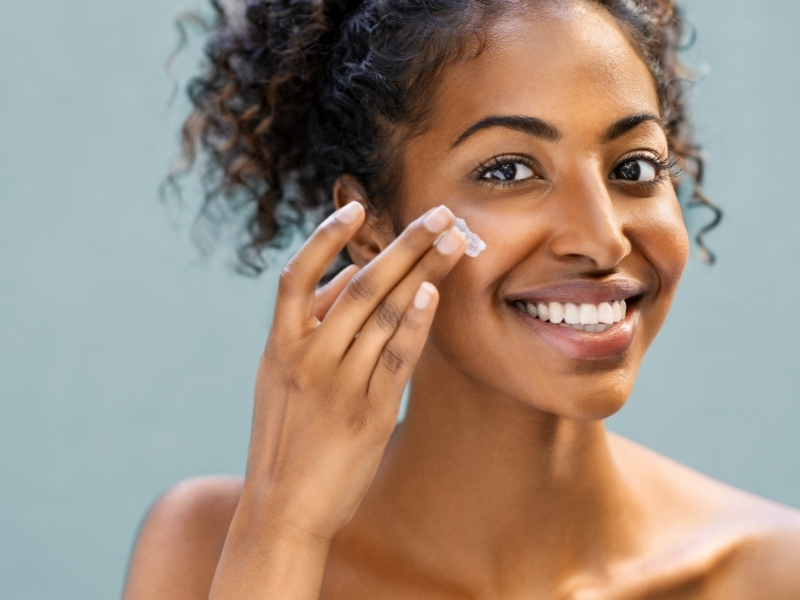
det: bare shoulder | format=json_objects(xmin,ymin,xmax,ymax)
[
  {"xmin": 714, "ymin": 504, "xmax": 800, "ymax": 598},
  {"xmin": 610, "ymin": 434, "xmax": 800, "ymax": 598},
  {"xmin": 122, "ymin": 476, "xmax": 244, "ymax": 600}
]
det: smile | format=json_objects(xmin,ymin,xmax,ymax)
[
  {"xmin": 506, "ymin": 280, "xmax": 645, "ymax": 360},
  {"xmin": 512, "ymin": 300, "xmax": 627, "ymax": 334}
]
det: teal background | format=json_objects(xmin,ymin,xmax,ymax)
[{"xmin": 1, "ymin": 1, "xmax": 798, "ymax": 597}]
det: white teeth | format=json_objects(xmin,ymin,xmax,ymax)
[
  {"xmin": 548, "ymin": 302, "xmax": 565, "ymax": 324},
  {"xmin": 564, "ymin": 303, "xmax": 580, "ymax": 325},
  {"xmin": 537, "ymin": 302, "xmax": 549, "ymax": 322},
  {"xmin": 516, "ymin": 298, "xmax": 632, "ymax": 332},
  {"xmin": 612, "ymin": 301, "xmax": 622, "ymax": 323},
  {"xmin": 598, "ymin": 302, "xmax": 614, "ymax": 324},
  {"xmin": 579, "ymin": 303, "xmax": 599, "ymax": 325}
]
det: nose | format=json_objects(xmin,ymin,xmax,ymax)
[{"xmin": 546, "ymin": 165, "xmax": 631, "ymax": 270}]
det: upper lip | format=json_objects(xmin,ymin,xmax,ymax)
[{"xmin": 508, "ymin": 278, "xmax": 647, "ymax": 306}]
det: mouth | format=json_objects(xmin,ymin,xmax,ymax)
[{"xmin": 505, "ymin": 281, "xmax": 646, "ymax": 360}]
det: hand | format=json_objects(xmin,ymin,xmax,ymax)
[
  {"xmin": 241, "ymin": 202, "xmax": 466, "ymax": 541},
  {"xmin": 210, "ymin": 202, "xmax": 467, "ymax": 599}
]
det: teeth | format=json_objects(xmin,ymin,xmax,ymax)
[
  {"xmin": 612, "ymin": 301, "xmax": 622, "ymax": 322},
  {"xmin": 537, "ymin": 302, "xmax": 549, "ymax": 322},
  {"xmin": 515, "ymin": 298, "xmax": 632, "ymax": 332},
  {"xmin": 598, "ymin": 302, "xmax": 614, "ymax": 324},
  {"xmin": 564, "ymin": 303, "xmax": 580, "ymax": 325},
  {"xmin": 548, "ymin": 302, "xmax": 564, "ymax": 324},
  {"xmin": 579, "ymin": 303, "xmax": 599, "ymax": 325}
]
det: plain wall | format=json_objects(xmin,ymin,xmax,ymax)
[{"xmin": 1, "ymin": 1, "xmax": 798, "ymax": 598}]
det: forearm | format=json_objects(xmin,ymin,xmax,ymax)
[{"xmin": 209, "ymin": 505, "xmax": 332, "ymax": 600}]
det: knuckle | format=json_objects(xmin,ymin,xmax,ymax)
[
  {"xmin": 398, "ymin": 228, "xmax": 427, "ymax": 253},
  {"xmin": 286, "ymin": 371, "xmax": 308, "ymax": 394},
  {"xmin": 278, "ymin": 264, "xmax": 298, "ymax": 294},
  {"xmin": 381, "ymin": 343, "xmax": 407, "ymax": 375},
  {"xmin": 347, "ymin": 402, "xmax": 373, "ymax": 433},
  {"xmin": 401, "ymin": 308, "xmax": 425, "ymax": 331},
  {"xmin": 374, "ymin": 299, "xmax": 403, "ymax": 331},
  {"xmin": 346, "ymin": 269, "xmax": 378, "ymax": 303},
  {"xmin": 316, "ymin": 218, "xmax": 341, "ymax": 239}
]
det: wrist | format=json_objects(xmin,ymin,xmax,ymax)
[{"xmin": 233, "ymin": 484, "xmax": 336, "ymax": 549}]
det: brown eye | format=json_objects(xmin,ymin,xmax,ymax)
[{"xmin": 612, "ymin": 158, "xmax": 658, "ymax": 182}]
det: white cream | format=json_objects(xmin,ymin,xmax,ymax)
[{"xmin": 453, "ymin": 217, "xmax": 487, "ymax": 258}]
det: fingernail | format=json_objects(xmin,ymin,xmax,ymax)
[
  {"xmin": 413, "ymin": 282, "xmax": 436, "ymax": 310},
  {"xmin": 423, "ymin": 205, "xmax": 453, "ymax": 233},
  {"xmin": 435, "ymin": 227, "xmax": 466, "ymax": 255},
  {"xmin": 335, "ymin": 202, "xmax": 363, "ymax": 225}
]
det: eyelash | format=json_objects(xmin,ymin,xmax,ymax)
[
  {"xmin": 616, "ymin": 152, "xmax": 681, "ymax": 188},
  {"xmin": 473, "ymin": 154, "xmax": 538, "ymax": 187},
  {"xmin": 473, "ymin": 152, "xmax": 681, "ymax": 188}
]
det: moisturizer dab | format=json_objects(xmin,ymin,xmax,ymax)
[{"xmin": 453, "ymin": 217, "xmax": 487, "ymax": 258}]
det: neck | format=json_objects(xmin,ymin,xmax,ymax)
[{"xmin": 345, "ymin": 344, "xmax": 645, "ymax": 595}]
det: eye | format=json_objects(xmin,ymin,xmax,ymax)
[
  {"xmin": 611, "ymin": 158, "xmax": 658, "ymax": 182},
  {"xmin": 482, "ymin": 161, "xmax": 534, "ymax": 182}
]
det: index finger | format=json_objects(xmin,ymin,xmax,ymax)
[{"xmin": 271, "ymin": 202, "xmax": 365, "ymax": 340}]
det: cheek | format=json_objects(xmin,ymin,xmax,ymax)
[
  {"xmin": 424, "ymin": 251, "xmax": 501, "ymax": 364},
  {"xmin": 627, "ymin": 194, "xmax": 689, "ymax": 295}
]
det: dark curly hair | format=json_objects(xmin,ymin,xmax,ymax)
[{"xmin": 170, "ymin": 0, "xmax": 721, "ymax": 275}]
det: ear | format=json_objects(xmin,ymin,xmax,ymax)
[{"xmin": 333, "ymin": 175, "xmax": 394, "ymax": 266}]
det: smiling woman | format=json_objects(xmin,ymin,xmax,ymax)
[{"xmin": 123, "ymin": 0, "xmax": 800, "ymax": 598}]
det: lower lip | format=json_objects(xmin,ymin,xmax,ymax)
[{"xmin": 512, "ymin": 304, "xmax": 637, "ymax": 360}]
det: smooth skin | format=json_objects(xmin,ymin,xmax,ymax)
[{"xmin": 124, "ymin": 3, "xmax": 800, "ymax": 599}]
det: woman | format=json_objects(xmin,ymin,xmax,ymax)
[{"xmin": 124, "ymin": 0, "xmax": 800, "ymax": 597}]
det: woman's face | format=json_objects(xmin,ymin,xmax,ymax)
[{"xmin": 390, "ymin": 3, "xmax": 689, "ymax": 419}]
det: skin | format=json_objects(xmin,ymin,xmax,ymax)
[{"xmin": 123, "ymin": 3, "xmax": 800, "ymax": 599}]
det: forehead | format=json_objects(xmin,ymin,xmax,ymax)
[{"xmin": 430, "ymin": 3, "xmax": 660, "ymax": 140}]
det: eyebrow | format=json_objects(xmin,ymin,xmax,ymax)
[
  {"xmin": 450, "ymin": 115, "xmax": 562, "ymax": 148},
  {"xmin": 601, "ymin": 113, "xmax": 667, "ymax": 143},
  {"xmin": 450, "ymin": 112, "xmax": 666, "ymax": 149}
]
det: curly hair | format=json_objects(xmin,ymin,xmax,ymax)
[{"xmin": 170, "ymin": 0, "xmax": 722, "ymax": 275}]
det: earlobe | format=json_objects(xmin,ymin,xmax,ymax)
[{"xmin": 332, "ymin": 175, "xmax": 391, "ymax": 266}]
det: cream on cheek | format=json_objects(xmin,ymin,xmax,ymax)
[{"xmin": 452, "ymin": 216, "xmax": 487, "ymax": 258}]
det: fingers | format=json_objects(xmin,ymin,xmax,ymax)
[
  {"xmin": 318, "ymin": 205, "xmax": 461, "ymax": 352},
  {"xmin": 314, "ymin": 265, "xmax": 359, "ymax": 322},
  {"xmin": 273, "ymin": 202, "xmax": 365, "ymax": 340},
  {"xmin": 343, "ymin": 225, "xmax": 465, "ymax": 370},
  {"xmin": 366, "ymin": 282, "xmax": 439, "ymax": 402}
]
